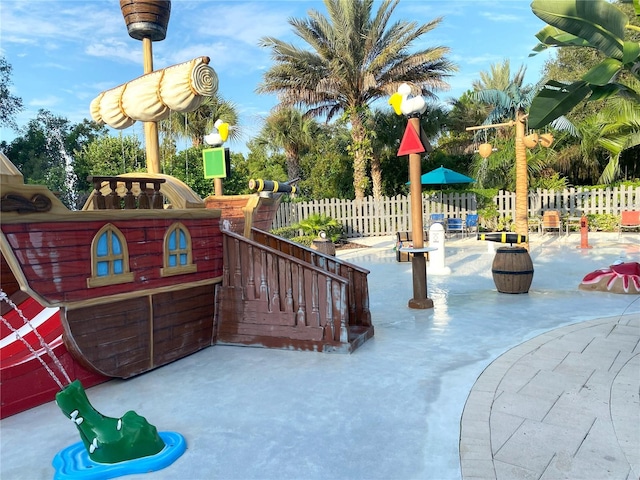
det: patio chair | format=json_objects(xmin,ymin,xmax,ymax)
[
  {"xmin": 429, "ymin": 213, "xmax": 445, "ymax": 228},
  {"xmin": 618, "ymin": 210, "xmax": 640, "ymax": 237},
  {"xmin": 541, "ymin": 210, "xmax": 561, "ymax": 235},
  {"xmin": 446, "ymin": 217, "xmax": 464, "ymax": 237},
  {"xmin": 465, "ymin": 214, "xmax": 479, "ymax": 237}
]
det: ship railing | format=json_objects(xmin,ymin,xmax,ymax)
[
  {"xmin": 249, "ymin": 228, "xmax": 372, "ymax": 329},
  {"xmin": 220, "ymin": 228, "xmax": 372, "ymax": 350},
  {"xmin": 87, "ymin": 175, "xmax": 166, "ymax": 210}
]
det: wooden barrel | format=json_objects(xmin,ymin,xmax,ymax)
[
  {"xmin": 491, "ymin": 247, "xmax": 534, "ymax": 294},
  {"xmin": 120, "ymin": 0, "xmax": 171, "ymax": 41}
]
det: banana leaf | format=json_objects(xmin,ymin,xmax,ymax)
[
  {"xmin": 531, "ymin": 0, "xmax": 626, "ymax": 59},
  {"xmin": 529, "ymin": 26, "xmax": 592, "ymax": 56},
  {"xmin": 529, "ymin": 80, "xmax": 591, "ymax": 129},
  {"xmin": 623, "ymin": 41, "xmax": 640, "ymax": 66},
  {"xmin": 582, "ymin": 58, "xmax": 623, "ymax": 86},
  {"xmin": 588, "ymin": 83, "xmax": 640, "ymax": 103},
  {"xmin": 534, "ymin": 25, "xmax": 592, "ymax": 47}
]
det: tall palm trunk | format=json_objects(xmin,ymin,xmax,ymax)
[
  {"xmin": 350, "ymin": 112, "xmax": 369, "ymax": 200},
  {"xmin": 515, "ymin": 109, "xmax": 528, "ymax": 238},
  {"xmin": 285, "ymin": 148, "xmax": 301, "ymax": 181},
  {"xmin": 370, "ymin": 155, "xmax": 383, "ymax": 198}
]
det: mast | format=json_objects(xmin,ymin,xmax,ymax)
[{"xmin": 120, "ymin": 0, "xmax": 171, "ymax": 174}]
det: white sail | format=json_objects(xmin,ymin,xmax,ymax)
[{"xmin": 90, "ymin": 56, "xmax": 218, "ymax": 129}]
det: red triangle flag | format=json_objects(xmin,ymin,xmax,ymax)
[{"xmin": 397, "ymin": 123, "xmax": 425, "ymax": 156}]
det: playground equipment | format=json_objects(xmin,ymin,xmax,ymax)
[
  {"xmin": 579, "ymin": 262, "xmax": 640, "ymax": 294},
  {"xmin": 478, "ymin": 233, "xmax": 533, "ymax": 293},
  {"xmin": 389, "ymin": 83, "xmax": 434, "ymax": 309}
]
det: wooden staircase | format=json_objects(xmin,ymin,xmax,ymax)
[{"xmin": 216, "ymin": 228, "xmax": 374, "ymax": 353}]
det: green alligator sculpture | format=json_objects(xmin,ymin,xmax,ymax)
[{"xmin": 55, "ymin": 380, "xmax": 165, "ymax": 464}]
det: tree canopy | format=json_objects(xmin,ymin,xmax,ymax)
[
  {"xmin": 257, "ymin": 0, "xmax": 456, "ymax": 199},
  {"xmin": 0, "ymin": 56, "xmax": 23, "ymax": 131}
]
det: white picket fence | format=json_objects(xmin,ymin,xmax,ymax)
[{"xmin": 272, "ymin": 185, "xmax": 640, "ymax": 237}]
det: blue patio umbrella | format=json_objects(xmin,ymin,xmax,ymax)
[
  {"xmin": 406, "ymin": 166, "xmax": 475, "ymax": 204},
  {"xmin": 418, "ymin": 165, "xmax": 475, "ymax": 185}
]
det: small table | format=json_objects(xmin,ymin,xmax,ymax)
[{"xmin": 399, "ymin": 246, "xmax": 438, "ymax": 255}]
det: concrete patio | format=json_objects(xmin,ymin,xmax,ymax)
[{"xmin": 1, "ymin": 231, "xmax": 638, "ymax": 479}]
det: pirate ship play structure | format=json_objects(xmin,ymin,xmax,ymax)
[
  {"xmin": 0, "ymin": 0, "xmax": 373, "ymax": 420},
  {"xmin": 0, "ymin": 154, "xmax": 374, "ymax": 418}
]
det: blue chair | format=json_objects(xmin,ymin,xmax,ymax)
[
  {"xmin": 446, "ymin": 217, "xmax": 464, "ymax": 237},
  {"xmin": 465, "ymin": 214, "xmax": 479, "ymax": 236},
  {"xmin": 429, "ymin": 213, "xmax": 445, "ymax": 228}
]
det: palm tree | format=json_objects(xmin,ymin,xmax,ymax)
[
  {"xmin": 160, "ymin": 95, "xmax": 240, "ymax": 148},
  {"xmin": 473, "ymin": 62, "xmax": 537, "ymax": 237},
  {"xmin": 439, "ymin": 91, "xmax": 489, "ymax": 158},
  {"xmin": 596, "ymin": 94, "xmax": 640, "ymax": 183},
  {"xmin": 368, "ymin": 109, "xmax": 403, "ymax": 198},
  {"xmin": 472, "ymin": 59, "xmax": 526, "ymax": 92},
  {"xmin": 256, "ymin": 0, "xmax": 456, "ymax": 200},
  {"xmin": 554, "ymin": 94, "xmax": 640, "ymax": 184},
  {"xmin": 255, "ymin": 108, "xmax": 318, "ymax": 181}
]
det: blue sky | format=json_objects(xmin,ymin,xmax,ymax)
[{"xmin": 0, "ymin": 0, "xmax": 553, "ymax": 152}]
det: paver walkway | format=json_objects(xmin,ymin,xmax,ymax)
[{"xmin": 460, "ymin": 314, "xmax": 640, "ymax": 480}]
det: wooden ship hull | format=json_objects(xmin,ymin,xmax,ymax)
[
  {"xmin": 1, "ymin": 163, "xmax": 224, "ymax": 419},
  {"xmin": 1, "ymin": 212, "xmax": 223, "ymax": 380}
]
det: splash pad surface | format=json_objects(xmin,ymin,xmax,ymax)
[{"xmin": 1, "ymin": 232, "xmax": 638, "ymax": 480}]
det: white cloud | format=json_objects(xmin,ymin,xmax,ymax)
[
  {"xmin": 39, "ymin": 62, "xmax": 72, "ymax": 71},
  {"xmin": 191, "ymin": 2, "xmax": 297, "ymax": 46},
  {"xmin": 455, "ymin": 52, "xmax": 506, "ymax": 66},
  {"xmin": 480, "ymin": 12, "xmax": 522, "ymax": 22},
  {"xmin": 28, "ymin": 95, "xmax": 61, "ymax": 108},
  {"xmin": 85, "ymin": 38, "xmax": 141, "ymax": 64},
  {"xmin": 0, "ymin": 35, "xmax": 38, "ymax": 47}
]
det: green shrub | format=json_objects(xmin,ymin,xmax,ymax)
[
  {"xmin": 270, "ymin": 225, "xmax": 300, "ymax": 239},
  {"xmin": 294, "ymin": 214, "xmax": 343, "ymax": 243},
  {"xmin": 271, "ymin": 214, "xmax": 344, "ymax": 248},
  {"xmin": 586, "ymin": 214, "xmax": 619, "ymax": 232},
  {"xmin": 497, "ymin": 215, "xmax": 515, "ymax": 232},
  {"xmin": 531, "ymin": 171, "xmax": 569, "ymax": 190},
  {"xmin": 291, "ymin": 236, "xmax": 314, "ymax": 247}
]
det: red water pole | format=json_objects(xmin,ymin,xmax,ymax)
[{"xmin": 579, "ymin": 214, "xmax": 592, "ymax": 249}]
